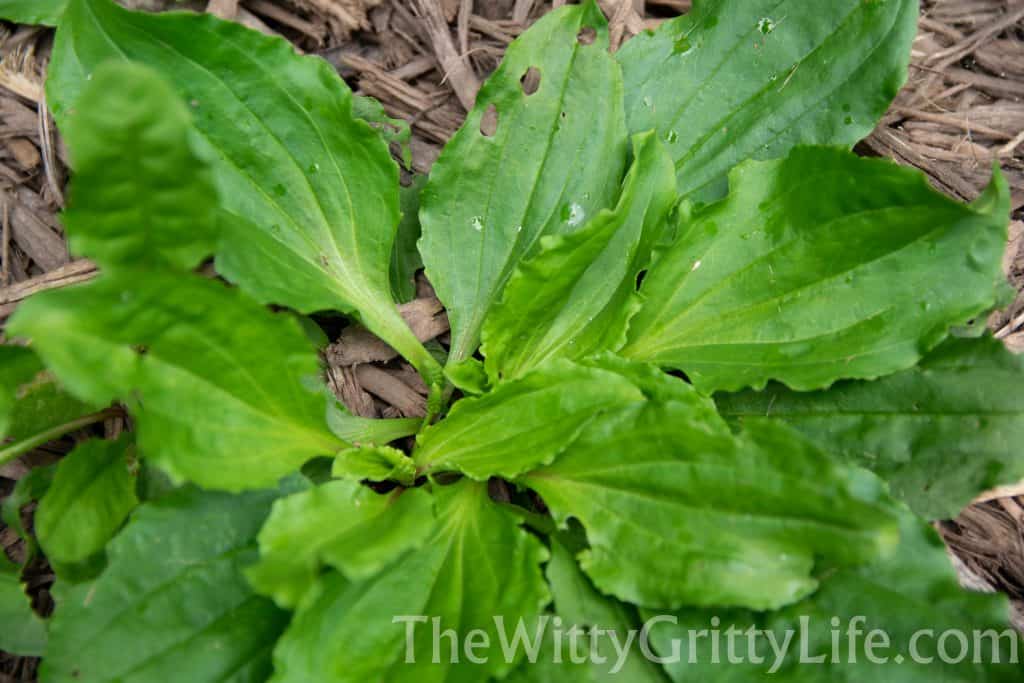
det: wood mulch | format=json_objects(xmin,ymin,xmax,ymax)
[{"xmin": 1, "ymin": 0, "xmax": 1024, "ymax": 675}]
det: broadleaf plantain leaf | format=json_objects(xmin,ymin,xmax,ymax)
[
  {"xmin": 247, "ymin": 480, "xmax": 433, "ymax": 608},
  {"xmin": 269, "ymin": 480, "xmax": 549, "ymax": 683},
  {"xmin": 621, "ymin": 147, "xmax": 1010, "ymax": 394},
  {"xmin": 60, "ymin": 61, "xmax": 220, "ymax": 270},
  {"xmin": 413, "ymin": 360, "xmax": 645, "ymax": 480},
  {"xmin": 617, "ymin": 0, "xmax": 918, "ymax": 199},
  {"xmin": 0, "ymin": 553, "xmax": 47, "ymax": 657},
  {"xmin": 419, "ymin": 1, "xmax": 629, "ymax": 364},
  {"xmin": 716, "ymin": 335, "xmax": 1024, "ymax": 519},
  {"xmin": 481, "ymin": 131, "xmax": 676, "ymax": 381},
  {"xmin": 645, "ymin": 511, "xmax": 1022, "ymax": 682},
  {"xmin": 41, "ymin": 486, "xmax": 290, "ymax": 683},
  {"xmin": 36, "ymin": 434, "xmax": 139, "ymax": 574},
  {"xmin": 9, "ymin": 271, "xmax": 344, "ymax": 492},
  {"xmin": 0, "ymin": 0, "xmax": 66, "ymax": 24},
  {"xmin": 48, "ymin": 0, "xmax": 440, "ymax": 383},
  {"xmin": 521, "ymin": 362, "xmax": 900, "ymax": 611}
]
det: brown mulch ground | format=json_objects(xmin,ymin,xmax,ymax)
[{"xmin": 1, "ymin": 0, "xmax": 1024, "ymax": 677}]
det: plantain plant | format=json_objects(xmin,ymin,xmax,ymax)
[{"xmin": 1, "ymin": 0, "xmax": 1022, "ymax": 680}]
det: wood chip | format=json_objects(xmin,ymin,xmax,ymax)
[
  {"xmin": 326, "ymin": 297, "xmax": 449, "ymax": 366},
  {"xmin": 354, "ymin": 364, "xmax": 427, "ymax": 417},
  {"xmin": 0, "ymin": 259, "xmax": 96, "ymax": 321}
]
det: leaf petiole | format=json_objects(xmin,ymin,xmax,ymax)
[{"xmin": 0, "ymin": 407, "xmax": 123, "ymax": 468}]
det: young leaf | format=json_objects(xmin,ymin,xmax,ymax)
[
  {"xmin": 521, "ymin": 390, "xmax": 900, "ymax": 611},
  {"xmin": 35, "ymin": 435, "xmax": 139, "ymax": 573},
  {"xmin": 0, "ymin": 0, "xmax": 66, "ymax": 25},
  {"xmin": 419, "ymin": 1, "xmax": 629, "ymax": 364},
  {"xmin": 617, "ymin": 0, "xmax": 918, "ymax": 199},
  {"xmin": 621, "ymin": 147, "xmax": 1011, "ymax": 394},
  {"xmin": 413, "ymin": 360, "xmax": 645, "ymax": 480},
  {"xmin": 326, "ymin": 399, "xmax": 421, "ymax": 446},
  {"xmin": 0, "ymin": 553, "xmax": 47, "ymax": 657},
  {"xmin": 61, "ymin": 61, "xmax": 219, "ymax": 270},
  {"xmin": 332, "ymin": 444, "xmax": 417, "ymax": 485},
  {"xmin": 269, "ymin": 480, "xmax": 549, "ymax": 683},
  {"xmin": 481, "ymin": 131, "xmax": 676, "ymax": 381},
  {"xmin": 41, "ymin": 486, "xmax": 289, "ymax": 683},
  {"xmin": 717, "ymin": 335, "xmax": 1024, "ymax": 520},
  {"xmin": 644, "ymin": 511, "xmax": 1021, "ymax": 681},
  {"xmin": 247, "ymin": 480, "xmax": 433, "ymax": 608},
  {"xmin": 391, "ymin": 176, "xmax": 427, "ymax": 302},
  {"xmin": 48, "ymin": 0, "xmax": 440, "ymax": 383},
  {"xmin": 9, "ymin": 271, "xmax": 345, "ymax": 491}
]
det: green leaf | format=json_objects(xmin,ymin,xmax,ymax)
[
  {"xmin": 0, "ymin": 345, "xmax": 41, "ymax": 437},
  {"xmin": 333, "ymin": 444, "xmax": 417, "ymax": 485},
  {"xmin": 717, "ymin": 335, "xmax": 1024, "ymax": 519},
  {"xmin": 0, "ymin": 553, "xmax": 47, "ymax": 657},
  {"xmin": 49, "ymin": 0, "xmax": 440, "ymax": 383},
  {"xmin": 621, "ymin": 148, "xmax": 1011, "ymax": 394},
  {"xmin": 41, "ymin": 486, "xmax": 289, "ymax": 683},
  {"xmin": 0, "ymin": 345, "xmax": 98, "ymax": 442},
  {"xmin": 521, "ymin": 375, "xmax": 900, "ymax": 611},
  {"xmin": 444, "ymin": 357, "xmax": 490, "ymax": 395},
  {"xmin": 481, "ymin": 131, "xmax": 676, "ymax": 381},
  {"xmin": 507, "ymin": 539, "xmax": 669, "ymax": 682},
  {"xmin": 0, "ymin": 0, "xmax": 66, "ymax": 25},
  {"xmin": 61, "ymin": 61, "xmax": 219, "ymax": 270},
  {"xmin": 391, "ymin": 176, "xmax": 427, "ymax": 301},
  {"xmin": 645, "ymin": 511, "xmax": 1021, "ymax": 682},
  {"xmin": 35, "ymin": 435, "xmax": 139, "ymax": 573},
  {"xmin": 326, "ymin": 399, "xmax": 421, "ymax": 445},
  {"xmin": 247, "ymin": 479, "xmax": 433, "ymax": 608},
  {"xmin": 1, "ymin": 464, "xmax": 55, "ymax": 559},
  {"xmin": 413, "ymin": 360, "xmax": 645, "ymax": 480},
  {"xmin": 419, "ymin": 1, "xmax": 629, "ymax": 364},
  {"xmin": 9, "ymin": 271, "xmax": 344, "ymax": 491},
  {"xmin": 269, "ymin": 480, "xmax": 549, "ymax": 683},
  {"xmin": 617, "ymin": 0, "xmax": 918, "ymax": 199},
  {"xmin": 352, "ymin": 94, "xmax": 413, "ymax": 170}
]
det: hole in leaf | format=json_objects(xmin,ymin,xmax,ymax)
[
  {"xmin": 520, "ymin": 67, "xmax": 541, "ymax": 95},
  {"xmin": 480, "ymin": 103, "xmax": 499, "ymax": 137},
  {"xmin": 577, "ymin": 26, "xmax": 597, "ymax": 45}
]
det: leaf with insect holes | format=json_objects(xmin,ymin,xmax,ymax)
[
  {"xmin": 0, "ymin": 553, "xmax": 47, "ymax": 657},
  {"xmin": 419, "ymin": 1, "xmax": 629, "ymax": 365},
  {"xmin": 521, "ymin": 358, "xmax": 900, "ymax": 611},
  {"xmin": 413, "ymin": 360, "xmax": 645, "ymax": 480},
  {"xmin": 644, "ymin": 511, "xmax": 1022, "ymax": 682},
  {"xmin": 0, "ymin": 0, "xmax": 66, "ymax": 25},
  {"xmin": 41, "ymin": 486, "xmax": 290, "ymax": 683},
  {"xmin": 617, "ymin": 0, "xmax": 919, "ymax": 199},
  {"xmin": 247, "ymin": 479, "xmax": 433, "ymax": 609},
  {"xmin": 60, "ymin": 62, "xmax": 220, "ymax": 270},
  {"xmin": 269, "ymin": 480, "xmax": 549, "ymax": 683},
  {"xmin": 481, "ymin": 131, "xmax": 676, "ymax": 382},
  {"xmin": 35, "ymin": 434, "xmax": 139, "ymax": 574},
  {"xmin": 9, "ymin": 271, "xmax": 345, "ymax": 492},
  {"xmin": 621, "ymin": 147, "xmax": 1010, "ymax": 394},
  {"xmin": 716, "ymin": 335, "xmax": 1024, "ymax": 520},
  {"xmin": 48, "ymin": 0, "xmax": 440, "ymax": 383}
]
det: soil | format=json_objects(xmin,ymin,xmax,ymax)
[{"xmin": 1, "ymin": 0, "xmax": 1023, "ymax": 678}]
